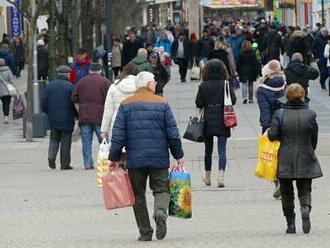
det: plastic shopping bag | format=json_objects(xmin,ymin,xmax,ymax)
[
  {"xmin": 255, "ymin": 136, "xmax": 281, "ymax": 182},
  {"xmin": 96, "ymin": 139, "xmax": 110, "ymax": 187},
  {"xmin": 13, "ymin": 95, "xmax": 26, "ymax": 120},
  {"xmin": 102, "ymin": 165, "xmax": 135, "ymax": 210},
  {"xmin": 169, "ymin": 164, "xmax": 192, "ymax": 219},
  {"xmin": 190, "ymin": 59, "xmax": 200, "ymax": 81}
]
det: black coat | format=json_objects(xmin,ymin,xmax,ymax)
[
  {"xmin": 237, "ymin": 49, "xmax": 260, "ymax": 82},
  {"xmin": 152, "ymin": 63, "xmax": 169, "ymax": 94},
  {"xmin": 122, "ymin": 40, "xmax": 143, "ymax": 67},
  {"xmin": 287, "ymin": 31, "xmax": 308, "ymax": 60},
  {"xmin": 195, "ymin": 80, "xmax": 237, "ymax": 137},
  {"xmin": 284, "ymin": 61, "xmax": 319, "ymax": 95},
  {"xmin": 198, "ymin": 37, "xmax": 215, "ymax": 59},
  {"xmin": 263, "ymin": 29, "xmax": 284, "ymax": 60},
  {"xmin": 171, "ymin": 38, "xmax": 190, "ymax": 59},
  {"xmin": 268, "ymin": 101, "xmax": 322, "ymax": 179},
  {"xmin": 37, "ymin": 46, "xmax": 48, "ymax": 79},
  {"xmin": 209, "ymin": 49, "xmax": 231, "ymax": 76}
]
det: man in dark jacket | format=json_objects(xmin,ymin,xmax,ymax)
[
  {"xmin": 284, "ymin": 53, "xmax": 319, "ymax": 101},
  {"xmin": 42, "ymin": 66, "xmax": 77, "ymax": 170},
  {"xmin": 122, "ymin": 31, "xmax": 143, "ymax": 67},
  {"xmin": 311, "ymin": 28, "xmax": 328, "ymax": 90},
  {"xmin": 0, "ymin": 44, "xmax": 17, "ymax": 76},
  {"xmin": 37, "ymin": 39, "xmax": 49, "ymax": 80},
  {"xmin": 198, "ymin": 30, "xmax": 215, "ymax": 63},
  {"xmin": 71, "ymin": 63, "xmax": 110, "ymax": 170},
  {"xmin": 263, "ymin": 29, "xmax": 284, "ymax": 62},
  {"xmin": 171, "ymin": 32, "xmax": 190, "ymax": 82},
  {"xmin": 109, "ymin": 72, "xmax": 184, "ymax": 241},
  {"xmin": 287, "ymin": 30, "xmax": 309, "ymax": 62}
]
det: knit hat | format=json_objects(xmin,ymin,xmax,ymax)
[
  {"xmin": 137, "ymin": 48, "xmax": 148, "ymax": 58},
  {"xmin": 37, "ymin": 39, "xmax": 45, "ymax": 46},
  {"xmin": 291, "ymin": 53, "xmax": 303, "ymax": 62},
  {"xmin": 262, "ymin": 60, "xmax": 281, "ymax": 77},
  {"xmin": 0, "ymin": 59, "xmax": 5, "ymax": 66},
  {"xmin": 135, "ymin": 71, "xmax": 155, "ymax": 89},
  {"xmin": 56, "ymin": 65, "xmax": 71, "ymax": 74},
  {"xmin": 90, "ymin": 63, "xmax": 102, "ymax": 72}
]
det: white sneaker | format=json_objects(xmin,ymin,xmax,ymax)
[{"xmin": 4, "ymin": 116, "xmax": 9, "ymax": 124}]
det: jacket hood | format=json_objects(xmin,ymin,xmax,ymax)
[
  {"xmin": 286, "ymin": 61, "xmax": 306, "ymax": 77},
  {"xmin": 114, "ymin": 75, "xmax": 137, "ymax": 94},
  {"xmin": 292, "ymin": 30, "xmax": 305, "ymax": 38},
  {"xmin": 257, "ymin": 71, "xmax": 286, "ymax": 91},
  {"xmin": 132, "ymin": 57, "xmax": 148, "ymax": 65},
  {"xmin": 0, "ymin": 65, "xmax": 10, "ymax": 72}
]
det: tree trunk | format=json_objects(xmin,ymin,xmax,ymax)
[
  {"xmin": 57, "ymin": 0, "xmax": 70, "ymax": 65},
  {"xmin": 81, "ymin": 0, "xmax": 93, "ymax": 55},
  {"xmin": 71, "ymin": 0, "xmax": 81, "ymax": 56},
  {"xmin": 47, "ymin": 0, "xmax": 57, "ymax": 80}
]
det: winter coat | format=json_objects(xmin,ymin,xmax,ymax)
[
  {"xmin": 237, "ymin": 49, "xmax": 260, "ymax": 82},
  {"xmin": 195, "ymin": 80, "xmax": 237, "ymax": 137},
  {"xmin": 122, "ymin": 39, "xmax": 143, "ymax": 67},
  {"xmin": 129, "ymin": 57, "xmax": 152, "ymax": 72},
  {"xmin": 198, "ymin": 37, "xmax": 215, "ymax": 59},
  {"xmin": 151, "ymin": 64, "xmax": 169, "ymax": 94},
  {"xmin": 71, "ymin": 74, "xmax": 110, "ymax": 125},
  {"xmin": 311, "ymin": 33, "xmax": 327, "ymax": 60},
  {"xmin": 69, "ymin": 56, "xmax": 91, "ymax": 84},
  {"xmin": 42, "ymin": 76, "xmax": 77, "ymax": 132},
  {"xmin": 284, "ymin": 61, "xmax": 319, "ymax": 95},
  {"xmin": 268, "ymin": 101, "xmax": 322, "ymax": 179},
  {"xmin": 209, "ymin": 49, "xmax": 231, "ymax": 75},
  {"xmin": 287, "ymin": 30, "xmax": 308, "ymax": 61},
  {"xmin": 171, "ymin": 38, "xmax": 191, "ymax": 60},
  {"xmin": 109, "ymin": 87, "xmax": 184, "ymax": 169},
  {"xmin": 256, "ymin": 72, "xmax": 286, "ymax": 129},
  {"xmin": 155, "ymin": 38, "xmax": 172, "ymax": 55},
  {"xmin": 0, "ymin": 49, "xmax": 17, "ymax": 76},
  {"xmin": 227, "ymin": 35, "xmax": 244, "ymax": 62},
  {"xmin": 0, "ymin": 66, "xmax": 14, "ymax": 97},
  {"xmin": 263, "ymin": 30, "xmax": 284, "ymax": 60},
  {"xmin": 188, "ymin": 40, "xmax": 200, "ymax": 60},
  {"xmin": 101, "ymin": 75, "xmax": 137, "ymax": 134},
  {"xmin": 112, "ymin": 44, "xmax": 122, "ymax": 68},
  {"xmin": 37, "ymin": 46, "xmax": 49, "ymax": 79},
  {"xmin": 14, "ymin": 43, "xmax": 25, "ymax": 65}
]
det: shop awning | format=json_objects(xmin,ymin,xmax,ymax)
[{"xmin": 201, "ymin": 0, "xmax": 260, "ymax": 9}]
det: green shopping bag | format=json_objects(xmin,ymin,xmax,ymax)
[{"xmin": 168, "ymin": 165, "xmax": 192, "ymax": 219}]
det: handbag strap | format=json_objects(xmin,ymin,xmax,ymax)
[{"xmin": 224, "ymin": 80, "xmax": 232, "ymax": 106}]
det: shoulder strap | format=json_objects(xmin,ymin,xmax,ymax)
[{"xmin": 224, "ymin": 80, "xmax": 232, "ymax": 106}]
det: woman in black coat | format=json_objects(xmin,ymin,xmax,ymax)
[
  {"xmin": 149, "ymin": 51, "xmax": 168, "ymax": 96},
  {"xmin": 237, "ymin": 40, "xmax": 260, "ymax": 103},
  {"xmin": 195, "ymin": 59, "xmax": 236, "ymax": 188},
  {"xmin": 268, "ymin": 84, "xmax": 322, "ymax": 234}
]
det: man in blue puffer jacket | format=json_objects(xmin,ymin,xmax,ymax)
[{"xmin": 109, "ymin": 71, "xmax": 184, "ymax": 242}]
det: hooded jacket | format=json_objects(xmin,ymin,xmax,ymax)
[
  {"xmin": 129, "ymin": 57, "xmax": 152, "ymax": 72},
  {"xmin": 287, "ymin": 30, "xmax": 308, "ymax": 60},
  {"xmin": 256, "ymin": 72, "xmax": 286, "ymax": 128},
  {"xmin": 101, "ymin": 75, "xmax": 137, "ymax": 134},
  {"xmin": 0, "ymin": 65, "xmax": 14, "ymax": 97}
]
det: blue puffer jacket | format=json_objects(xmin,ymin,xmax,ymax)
[
  {"xmin": 109, "ymin": 88, "xmax": 184, "ymax": 169},
  {"xmin": 256, "ymin": 73, "xmax": 286, "ymax": 129},
  {"xmin": 0, "ymin": 50, "xmax": 17, "ymax": 76},
  {"xmin": 155, "ymin": 38, "xmax": 172, "ymax": 55},
  {"xmin": 42, "ymin": 76, "xmax": 77, "ymax": 132},
  {"xmin": 227, "ymin": 35, "xmax": 244, "ymax": 62}
]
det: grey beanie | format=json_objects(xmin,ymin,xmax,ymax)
[
  {"xmin": 90, "ymin": 63, "xmax": 102, "ymax": 72},
  {"xmin": 56, "ymin": 65, "xmax": 71, "ymax": 74}
]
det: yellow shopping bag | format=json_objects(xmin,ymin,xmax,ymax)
[{"xmin": 255, "ymin": 135, "xmax": 280, "ymax": 182}]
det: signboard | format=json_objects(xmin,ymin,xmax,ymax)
[
  {"xmin": 201, "ymin": 0, "xmax": 259, "ymax": 8},
  {"xmin": 11, "ymin": 0, "xmax": 22, "ymax": 38}
]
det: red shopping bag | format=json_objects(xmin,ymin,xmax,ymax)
[{"xmin": 102, "ymin": 165, "xmax": 135, "ymax": 210}]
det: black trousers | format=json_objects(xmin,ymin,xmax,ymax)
[
  {"xmin": 177, "ymin": 58, "xmax": 189, "ymax": 81},
  {"xmin": 279, "ymin": 178, "xmax": 312, "ymax": 217},
  {"xmin": 128, "ymin": 168, "xmax": 169, "ymax": 236},
  {"xmin": 112, "ymin": 67, "xmax": 122, "ymax": 78},
  {"xmin": 48, "ymin": 129, "xmax": 72, "ymax": 169},
  {"xmin": 0, "ymin": 95, "xmax": 11, "ymax": 116}
]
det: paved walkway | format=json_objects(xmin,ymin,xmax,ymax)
[{"xmin": 0, "ymin": 67, "xmax": 330, "ymax": 248}]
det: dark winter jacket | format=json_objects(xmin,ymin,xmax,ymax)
[
  {"xmin": 188, "ymin": 40, "xmax": 200, "ymax": 60},
  {"xmin": 151, "ymin": 63, "xmax": 169, "ymax": 94},
  {"xmin": 198, "ymin": 37, "xmax": 215, "ymax": 59},
  {"xmin": 0, "ymin": 49, "xmax": 17, "ymax": 76},
  {"xmin": 256, "ymin": 73, "xmax": 286, "ymax": 129},
  {"xmin": 268, "ymin": 101, "xmax": 322, "ymax": 179},
  {"xmin": 71, "ymin": 73, "xmax": 110, "ymax": 125},
  {"xmin": 14, "ymin": 43, "xmax": 25, "ymax": 64},
  {"xmin": 195, "ymin": 80, "xmax": 237, "ymax": 137},
  {"xmin": 284, "ymin": 61, "xmax": 319, "ymax": 96},
  {"xmin": 237, "ymin": 49, "xmax": 260, "ymax": 82},
  {"xmin": 311, "ymin": 33, "xmax": 327, "ymax": 59},
  {"xmin": 287, "ymin": 31, "xmax": 308, "ymax": 61},
  {"xmin": 263, "ymin": 29, "xmax": 284, "ymax": 60},
  {"xmin": 129, "ymin": 56, "xmax": 152, "ymax": 72},
  {"xmin": 109, "ymin": 87, "xmax": 184, "ymax": 169},
  {"xmin": 122, "ymin": 39, "xmax": 143, "ymax": 67},
  {"xmin": 171, "ymin": 38, "xmax": 190, "ymax": 60},
  {"xmin": 209, "ymin": 49, "xmax": 231, "ymax": 76},
  {"xmin": 228, "ymin": 35, "xmax": 244, "ymax": 62},
  {"xmin": 37, "ymin": 46, "xmax": 49, "ymax": 79},
  {"xmin": 42, "ymin": 76, "xmax": 77, "ymax": 132}
]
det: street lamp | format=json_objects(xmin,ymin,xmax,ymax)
[{"xmin": 104, "ymin": 0, "xmax": 113, "ymax": 80}]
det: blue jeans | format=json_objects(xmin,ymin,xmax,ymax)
[
  {"xmin": 204, "ymin": 136, "xmax": 227, "ymax": 171},
  {"xmin": 80, "ymin": 124, "xmax": 102, "ymax": 168},
  {"xmin": 317, "ymin": 58, "xmax": 328, "ymax": 89}
]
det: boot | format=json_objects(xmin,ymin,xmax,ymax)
[
  {"xmin": 154, "ymin": 211, "xmax": 167, "ymax": 240},
  {"xmin": 202, "ymin": 171, "xmax": 211, "ymax": 186},
  {"xmin": 217, "ymin": 170, "xmax": 225, "ymax": 188},
  {"xmin": 285, "ymin": 214, "xmax": 296, "ymax": 234},
  {"xmin": 4, "ymin": 116, "xmax": 9, "ymax": 124},
  {"xmin": 301, "ymin": 206, "xmax": 311, "ymax": 234}
]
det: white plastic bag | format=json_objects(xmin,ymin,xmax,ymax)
[{"xmin": 96, "ymin": 139, "xmax": 110, "ymax": 187}]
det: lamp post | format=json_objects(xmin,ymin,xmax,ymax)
[
  {"xmin": 104, "ymin": 0, "xmax": 113, "ymax": 80},
  {"xmin": 321, "ymin": 0, "xmax": 325, "ymax": 26}
]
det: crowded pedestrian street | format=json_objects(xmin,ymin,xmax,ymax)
[{"xmin": 1, "ymin": 67, "xmax": 330, "ymax": 248}]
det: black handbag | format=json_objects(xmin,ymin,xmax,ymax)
[{"xmin": 183, "ymin": 111, "xmax": 204, "ymax": 143}]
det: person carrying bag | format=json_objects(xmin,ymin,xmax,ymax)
[{"xmin": 183, "ymin": 109, "xmax": 204, "ymax": 143}]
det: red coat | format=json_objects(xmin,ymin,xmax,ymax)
[{"xmin": 71, "ymin": 74, "xmax": 110, "ymax": 125}]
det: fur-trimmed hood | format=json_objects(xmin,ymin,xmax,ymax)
[{"xmin": 256, "ymin": 71, "xmax": 286, "ymax": 91}]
